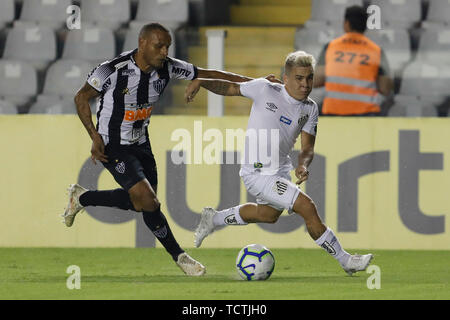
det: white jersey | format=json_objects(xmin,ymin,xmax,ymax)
[
  {"xmin": 239, "ymin": 78, "xmax": 319, "ymax": 176},
  {"xmin": 87, "ymin": 49, "xmax": 197, "ymax": 146}
]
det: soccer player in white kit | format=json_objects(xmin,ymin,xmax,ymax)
[{"xmin": 185, "ymin": 51, "xmax": 373, "ymax": 276}]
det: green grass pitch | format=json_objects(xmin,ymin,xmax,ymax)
[{"xmin": 0, "ymin": 248, "xmax": 448, "ymax": 300}]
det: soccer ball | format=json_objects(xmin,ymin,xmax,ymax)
[{"xmin": 236, "ymin": 244, "xmax": 275, "ymax": 281}]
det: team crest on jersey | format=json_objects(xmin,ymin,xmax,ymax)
[
  {"xmin": 153, "ymin": 79, "xmax": 167, "ymax": 94},
  {"xmin": 274, "ymin": 181, "xmax": 288, "ymax": 195},
  {"xmin": 298, "ymin": 113, "xmax": 309, "ymax": 128},
  {"xmin": 115, "ymin": 161, "xmax": 126, "ymax": 174}
]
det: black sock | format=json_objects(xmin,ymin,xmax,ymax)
[
  {"xmin": 79, "ymin": 189, "xmax": 136, "ymax": 211},
  {"xmin": 142, "ymin": 207, "xmax": 184, "ymax": 261}
]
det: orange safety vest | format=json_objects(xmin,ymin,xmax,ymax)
[{"xmin": 322, "ymin": 32, "xmax": 381, "ymax": 115}]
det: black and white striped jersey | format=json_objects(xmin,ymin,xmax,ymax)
[{"xmin": 86, "ymin": 49, "xmax": 198, "ymax": 146}]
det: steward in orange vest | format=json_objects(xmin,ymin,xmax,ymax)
[{"xmin": 314, "ymin": 6, "xmax": 393, "ymax": 116}]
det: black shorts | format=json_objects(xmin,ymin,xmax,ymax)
[{"xmin": 102, "ymin": 141, "xmax": 158, "ymax": 191}]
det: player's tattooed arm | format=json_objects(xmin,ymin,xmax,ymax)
[
  {"xmin": 201, "ymin": 79, "xmax": 241, "ymax": 96},
  {"xmin": 185, "ymin": 79, "xmax": 241, "ymax": 103},
  {"xmin": 197, "ymin": 68, "xmax": 253, "ymax": 83},
  {"xmin": 197, "ymin": 68, "xmax": 282, "ymax": 84}
]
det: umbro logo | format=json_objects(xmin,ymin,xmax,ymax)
[{"xmin": 266, "ymin": 102, "xmax": 278, "ymax": 113}]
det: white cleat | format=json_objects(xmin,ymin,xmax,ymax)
[
  {"xmin": 61, "ymin": 184, "xmax": 88, "ymax": 227},
  {"xmin": 176, "ymin": 253, "xmax": 206, "ymax": 276},
  {"xmin": 342, "ymin": 254, "xmax": 373, "ymax": 276},
  {"xmin": 194, "ymin": 207, "xmax": 216, "ymax": 248}
]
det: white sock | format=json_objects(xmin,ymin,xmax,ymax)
[
  {"xmin": 213, "ymin": 205, "xmax": 248, "ymax": 227},
  {"xmin": 315, "ymin": 227, "xmax": 351, "ymax": 266}
]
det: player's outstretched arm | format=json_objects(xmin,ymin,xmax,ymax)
[
  {"xmin": 197, "ymin": 68, "xmax": 282, "ymax": 84},
  {"xmin": 185, "ymin": 78, "xmax": 241, "ymax": 103},
  {"xmin": 197, "ymin": 68, "xmax": 252, "ymax": 83}
]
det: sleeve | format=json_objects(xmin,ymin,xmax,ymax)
[
  {"xmin": 378, "ymin": 48, "xmax": 391, "ymax": 77},
  {"xmin": 168, "ymin": 57, "xmax": 198, "ymax": 80},
  {"xmin": 302, "ymin": 101, "xmax": 319, "ymax": 136},
  {"xmin": 87, "ymin": 62, "xmax": 115, "ymax": 93},
  {"xmin": 239, "ymin": 78, "xmax": 268, "ymax": 101}
]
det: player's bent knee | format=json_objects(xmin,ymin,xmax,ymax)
[
  {"xmin": 129, "ymin": 190, "xmax": 160, "ymax": 212},
  {"xmin": 257, "ymin": 206, "xmax": 282, "ymax": 224}
]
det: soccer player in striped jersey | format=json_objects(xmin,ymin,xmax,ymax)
[{"xmin": 63, "ymin": 23, "xmax": 278, "ymax": 276}]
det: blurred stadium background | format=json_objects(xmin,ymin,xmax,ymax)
[
  {"xmin": 0, "ymin": 0, "xmax": 449, "ymax": 300},
  {"xmin": 0, "ymin": 0, "xmax": 449, "ymax": 116}
]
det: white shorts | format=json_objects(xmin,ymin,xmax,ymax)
[{"xmin": 241, "ymin": 171, "xmax": 302, "ymax": 214}]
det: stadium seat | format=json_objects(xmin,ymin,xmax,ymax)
[
  {"xmin": 40, "ymin": 59, "xmax": 94, "ymax": 100},
  {"xmin": 416, "ymin": 28, "xmax": 450, "ymax": 64},
  {"xmin": 131, "ymin": 0, "xmax": 188, "ymax": 30},
  {"xmin": 122, "ymin": 27, "xmax": 176, "ymax": 57},
  {"xmin": 400, "ymin": 61, "xmax": 450, "ymax": 97},
  {"xmin": 0, "ymin": 0, "xmax": 15, "ymax": 29},
  {"xmin": 392, "ymin": 61, "xmax": 450, "ymax": 117},
  {"xmin": 369, "ymin": 0, "xmax": 422, "ymax": 29},
  {"xmin": 365, "ymin": 28, "xmax": 411, "ymax": 74},
  {"xmin": 3, "ymin": 25, "xmax": 57, "ymax": 71},
  {"xmin": 304, "ymin": 0, "xmax": 363, "ymax": 29},
  {"xmin": 62, "ymin": 27, "xmax": 116, "ymax": 63},
  {"xmin": 294, "ymin": 27, "xmax": 343, "ymax": 61},
  {"xmin": 81, "ymin": 0, "xmax": 131, "ymax": 30},
  {"xmin": 17, "ymin": 0, "xmax": 72, "ymax": 29},
  {"xmin": 0, "ymin": 60, "xmax": 37, "ymax": 109},
  {"xmin": 388, "ymin": 95, "xmax": 439, "ymax": 117},
  {"xmin": 0, "ymin": 99, "xmax": 18, "ymax": 114},
  {"xmin": 28, "ymin": 97, "xmax": 77, "ymax": 114},
  {"xmin": 423, "ymin": 0, "xmax": 450, "ymax": 28}
]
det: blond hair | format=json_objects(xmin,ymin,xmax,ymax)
[{"xmin": 284, "ymin": 51, "xmax": 316, "ymax": 75}]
